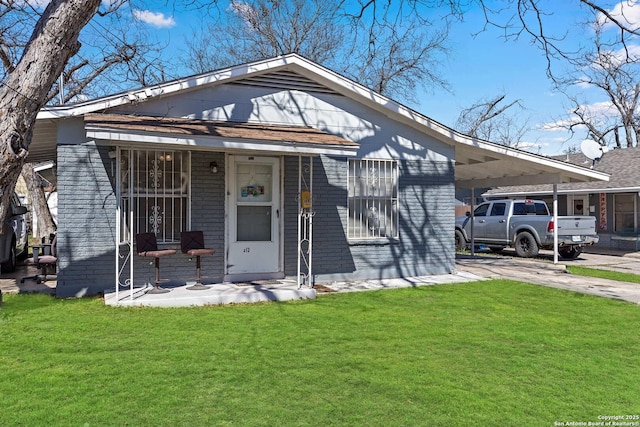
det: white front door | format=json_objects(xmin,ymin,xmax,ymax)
[{"xmin": 227, "ymin": 155, "xmax": 281, "ymax": 276}]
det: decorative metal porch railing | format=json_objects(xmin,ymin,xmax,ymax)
[{"xmin": 297, "ymin": 156, "xmax": 314, "ymax": 289}]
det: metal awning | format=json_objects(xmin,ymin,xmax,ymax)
[
  {"xmin": 455, "ymin": 139, "xmax": 609, "ymax": 188},
  {"xmin": 84, "ymin": 113, "xmax": 360, "ymax": 157}
]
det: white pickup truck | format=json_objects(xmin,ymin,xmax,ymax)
[{"xmin": 455, "ymin": 199, "xmax": 599, "ymax": 259}]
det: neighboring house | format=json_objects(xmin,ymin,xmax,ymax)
[
  {"xmin": 484, "ymin": 147, "xmax": 640, "ymax": 249},
  {"xmin": 26, "ymin": 54, "xmax": 607, "ymax": 297}
]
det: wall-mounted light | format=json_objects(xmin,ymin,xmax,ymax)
[{"xmin": 210, "ymin": 161, "xmax": 218, "ymax": 174}]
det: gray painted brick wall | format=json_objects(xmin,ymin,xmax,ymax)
[
  {"xmin": 283, "ymin": 155, "xmax": 455, "ymax": 284},
  {"xmin": 56, "ymin": 142, "xmax": 118, "ymax": 297}
]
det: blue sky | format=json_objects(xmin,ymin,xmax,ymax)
[{"xmin": 126, "ymin": 0, "xmax": 640, "ymax": 156}]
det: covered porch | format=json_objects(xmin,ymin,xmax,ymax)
[{"xmin": 84, "ymin": 114, "xmax": 360, "ymax": 303}]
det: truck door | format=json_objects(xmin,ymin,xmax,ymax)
[
  {"xmin": 469, "ymin": 202, "xmax": 490, "ymax": 239},
  {"xmin": 484, "ymin": 201, "xmax": 508, "ymax": 242}
]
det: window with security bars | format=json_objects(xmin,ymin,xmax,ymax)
[
  {"xmin": 347, "ymin": 159, "xmax": 398, "ymax": 239},
  {"xmin": 119, "ymin": 149, "xmax": 190, "ymax": 243}
]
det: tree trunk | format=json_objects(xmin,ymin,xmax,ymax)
[
  {"xmin": 21, "ymin": 164, "xmax": 56, "ymax": 239},
  {"xmin": 624, "ymin": 121, "xmax": 634, "ymax": 148},
  {"xmin": 0, "ymin": 0, "xmax": 100, "ymax": 224}
]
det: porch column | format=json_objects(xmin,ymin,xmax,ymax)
[
  {"xmin": 553, "ymin": 183, "xmax": 558, "ymax": 264},
  {"xmin": 297, "ymin": 156, "xmax": 314, "ymax": 288}
]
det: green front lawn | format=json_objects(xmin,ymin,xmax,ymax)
[
  {"xmin": 1, "ymin": 280, "xmax": 639, "ymax": 426},
  {"xmin": 567, "ymin": 265, "xmax": 640, "ymax": 284}
]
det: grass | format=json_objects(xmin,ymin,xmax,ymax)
[
  {"xmin": 567, "ymin": 265, "xmax": 640, "ymax": 284},
  {"xmin": 1, "ymin": 280, "xmax": 639, "ymax": 426}
]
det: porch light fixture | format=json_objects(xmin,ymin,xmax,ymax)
[{"xmin": 210, "ymin": 161, "xmax": 218, "ymax": 174}]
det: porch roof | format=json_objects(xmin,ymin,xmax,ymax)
[
  {"xmin": 483, "ymin": 147, "xmax": 638, "ymax": 197},
  {"xmin": 84, "ymin": 113, "xmax": 360, "ymax": 157}
]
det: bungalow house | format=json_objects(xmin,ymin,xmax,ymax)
[
  {"xmin": 484, "ymin": 147, "xmax": 639, "ymax": 249},
  {"xmin": 26, "ymin": 54, "xmax": 608, "ymax": 298}
]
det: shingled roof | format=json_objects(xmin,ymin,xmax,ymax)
[{"xmin": 484, "ymin": 147, "xmax": 640, "ymax": 196}]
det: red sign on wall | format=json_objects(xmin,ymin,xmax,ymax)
[{"xmin": 599, "ymin": 193, "xmax": 607, "ymax": 230}]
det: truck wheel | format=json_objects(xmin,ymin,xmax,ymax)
[
  {"xmin": 455, "ymin": 230, "xmax": 467, "ymax": 251},
  {"xmin": 1, "ymin": 243, "xmax": 16, "ymax": 273},
  {"xmin": 559, "ymin": 246, "xmax": 582, "ymax": 259},
  {"xmin": 514, "ymin": 231, "xmax": 539, "ymax": 258},
  {"xmin": 17, "ymin": 239, "xmax": 28, "ymax": 261}
]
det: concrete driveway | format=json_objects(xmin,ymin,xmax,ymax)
[{"xmin": 455, "ymin": 248, "xmax": 640, "ymax": 304}]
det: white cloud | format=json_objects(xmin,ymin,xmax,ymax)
[
  {"xmin": 573, "ymin": 78, "xmax": 593, "ymax": 90},
  {"xmin": 539, "ymin": 101, "xmax": 619, "ymax": 131},
  {"xmin": 539, "ymin": 119, "xmax": 578, "ymax": 132},
  {"xmin": 592, "ymin": 43, "xmax": 640, "ymax": 69},
  {"xmin": 580, "ymin": 100, "xmax": 618, "ymax": 117},
  {"xmin": 133, "ymin": 9, "xmax": 176, "ymax": 28},
  {"xmin": 596, "ymin": 0, "xmax": 640, "ymax": 31},
  {"xmin": 611, "ymin": 43, "xmax": 640, "ymax": 62}
]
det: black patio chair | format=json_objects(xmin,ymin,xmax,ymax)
[
  {"xmin": 180, "ymin": 231, "xmax": 215, "ymax": 290},
  {"xmin": 135, "ymin": 232, "xmax": 176, "ymax": 294}
]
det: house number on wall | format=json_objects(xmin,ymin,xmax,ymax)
[{"xmin": 243, "ymin": 247, "xmax": 251, "ymax": 253}]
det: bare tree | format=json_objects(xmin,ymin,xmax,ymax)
[
  {"xmin": 0, "ymin": 0, "xmax": 102, "ymax": 225},
  {"xmin": 475, "ymin": 0, "xmax": 640, "ymax": 80},
  {"xmin": 185, "ymin": 0, "xmax": 451, "ymax": 103},
  {"xmin": 455, "ymin": 94, "xmax": 531, "ymax": 148},
  {"xmin": 552, "ymin": 15, "xmax": 640, "ymax": 149},
  {"xmin": 0, "ymin": 1, "xmax": 170, "ymax": 104},
  {"xmin": 0, "ymin": 1, "xmax": 177, "ymax": 238},
  {"xmin": 187, "ymin": 0, "xmax": 347, "ymax": 72}
]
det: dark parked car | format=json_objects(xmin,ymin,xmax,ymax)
[{"xmin": 0, "ymin": 193, "xmax": 28, "ymax": 273}]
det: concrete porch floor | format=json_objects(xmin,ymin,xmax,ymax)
[{"xmin": 103, "ymin": 272, "xmax": 481, "ymax": 308}]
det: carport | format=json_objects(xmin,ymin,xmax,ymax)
[{"xmin": 453, "ymin": 136, "xmax": 609, "ymax": 262}]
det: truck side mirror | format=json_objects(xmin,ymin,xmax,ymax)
[{"xmin": 465, "ymin": 211, "xmax": 471, "ymax": 217}]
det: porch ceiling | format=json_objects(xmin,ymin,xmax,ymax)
[{"xmin": 84, "ymin": 113, "xmax": 360, "ymax": 156}]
